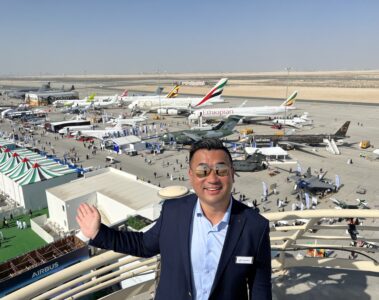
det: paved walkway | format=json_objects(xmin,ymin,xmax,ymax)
[{"xmin": 272, "ymin": 267, "xmax": 379, "ymax": 300}]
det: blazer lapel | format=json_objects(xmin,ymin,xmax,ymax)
[
  {"xmin": 179, "ymin": 195, "xmax": 197, "ymax": 291},
  {"xmin": 210, "ymin": 199, "xmax": 246, "ymax": 294}
]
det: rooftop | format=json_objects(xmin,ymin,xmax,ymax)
[{"xmin": 47, "ymin": 168, "xmax": 161, "ymax": 211}]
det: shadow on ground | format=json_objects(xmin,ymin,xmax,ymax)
[{"xmin": 272, "ymin": 267, "xmax": 379, "ymax": 300}]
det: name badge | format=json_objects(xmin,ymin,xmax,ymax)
[{"xmin": 235, "ymin": 256, "xmax": 254, "ymax": 264}]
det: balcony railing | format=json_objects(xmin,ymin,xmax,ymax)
[{"xmin": 4, "ymin": 209, "xmax": 379, "ymax": 299}]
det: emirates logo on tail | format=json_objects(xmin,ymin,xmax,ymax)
[{"xmin": 195, "ymin": 78, "xmax": 228, "ymax": 107}]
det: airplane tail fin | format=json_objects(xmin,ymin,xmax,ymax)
[
  {"xmin": 166, "ymin": 85, "xmax": 180, "ymax": 98},
  {"xmin": 155, "ymin": 86, "xmax": 164, "ymax": 95},
  {"xmin": 86, "ymin": 93, "xmax": 96, "ymax": 102},
  {"xmin": 239, "ymin": 100, "xmax": 248, "ymax": 108},
  {"xmin": 121, "ymin": 89, "xmax": 128, "ymax": 97},
  {"xmin": 216, "ymin": 115, "xmax": 242, "ymax": 131},
  {"xmin": 334, "ymin": 121, "xmax": 350, "ymax": 137},
  {"xmin": 280, "ymin": 90, "xmax": 298, "ymax": 107},
  {"xmin": 194, "ymin": 78, "xmax": 228, "ymax": 107}
]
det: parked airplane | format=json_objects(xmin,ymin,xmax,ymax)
[
  {"xmin": 160, "ymin": 115, "xmax": 242, "ymax": 144},
  {"xmin": 79, "ymin": 96, "xmax": 119, "ymax": 109},
  {"xmin": 188, "ymin": 90, "xmax": 297, "ymax": 121},
  {"xmin": 128, "ymin": 78, "xmax": 228, "ymax": 115},
  {"xmin": 331, "ymin": 198, "xmax": 369, "ymax": 209},
  {"xmin": 54, "ymin": 92, "xmax": 118, "ymax": 109},
  {"xmin": 58, "ymin": 125, "xmax": 95, "ymax": 135},
  {"xmin": 271, "ymin": 112, "xmax": 313, "ymax": 128},
  {"xmin": 249, "ymin": 121, "xmax": 350, "ymax": 150},
  {"xmin": 120, "ymin": 85, "xmax": 179, "ymax": 104},
  {"xmin": 2, "ymin": 82, "xmax": 51, "ymax": 98},
  {"xmin": 76, "ymin": 123, "xmax": 125, "ymax": 140},
  {"xmin": 233, "ymin": 152, "xmax": 268, "ymax": 172},
  {"xmin": 290, "ymin": 167, "xmax": 337, "ymax": 195},
  {"xmin": 53, "ymin": 94, "xmax": 95, "ymax": 108},
  {"xmin": 111, "ymin": 112, "xmax": 148, "ymax": 126}
]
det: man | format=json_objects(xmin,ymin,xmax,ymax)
[{"xmin": 77, "ymin": 138, "xmax": 272, "ymax": 299}]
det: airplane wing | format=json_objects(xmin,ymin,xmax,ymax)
[{"xmin": 182, "ymin": 131, "xmax": 202, "ymax": 142}]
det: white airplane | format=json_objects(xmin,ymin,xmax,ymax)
[
  {"xmin": 271, "ymin": 112, "xmax": 313, "ymax": 128},
  {"xmin": 58, "ymin": 125, "xmax": 95, "ymax": 135},
  {"xmin": 53, "ymin": 93, "xmax": 96, "ymax": 108},
  {"xmin": 83, "ymin": 96, "xmax": 119, "ymax": 109},
  {"xmin": 119, "ymin": 85, "xmax": 179, "ymax": 104},
  {"xmin": 76, "ymin": 123, "xmax": 126, "ymax": 140},
  {"xmin": 128, "ymin": 78, "xmax": 228, "ymax": 115},
  {"xmin": 110, "ymin": 112, "xmax": 148, "ymax": 126},
  {"xmin": 188, "ymin": 90, "xmax": 297, "ymax": 121}
]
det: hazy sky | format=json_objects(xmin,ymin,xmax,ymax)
[{"xmin": 1, "ymin": 0, "xmax": 379, "ymax": 75}]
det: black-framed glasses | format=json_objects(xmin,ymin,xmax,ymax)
[{"xmin": 193, "ymin": 163, "xmax": 231, "ymax": 178}]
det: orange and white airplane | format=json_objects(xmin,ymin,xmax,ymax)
[{"xmin": 119, "ymin": 85, "xmax": 179, "ymax": 104}]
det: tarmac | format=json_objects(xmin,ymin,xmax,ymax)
[{"xmin": 1, "ymin": 81, "xmax": 379, "ymax": 298}]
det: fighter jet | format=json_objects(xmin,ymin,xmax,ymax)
[
  {"xmin": 160, "ymin": 115, "xmax": 242, "ymax": 145},
  {"xmin": 290, "ymin": 167, "xmax": 337, "ymax": 195},
  {"xmin": 3, "ymin": 82, "xmax": 51, "ymax": 99},
  {"xmin": 330, "ymin": 198, "xmax": 370, "ymax": 209}
]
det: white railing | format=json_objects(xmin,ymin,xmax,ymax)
[
  {"xmin": 4, "ymin": 209, "xmax": 379, "ymax": 299},
  {"xmin": 265, "ymin": 209, "xmax": 379, "ymax": 272}
]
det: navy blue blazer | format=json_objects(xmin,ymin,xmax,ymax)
[{"xmin": 90, "ymin": 194, "xmax": 272, "ymax": 299}]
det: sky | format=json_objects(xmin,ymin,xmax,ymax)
[{"xmin": 1, "ymin": 0, "xmax": 379, "ymax": 75}]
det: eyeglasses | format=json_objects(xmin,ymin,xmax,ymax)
[{"xmin": 192, "ymin": 163, "xmax": 231, "ymax": 178}]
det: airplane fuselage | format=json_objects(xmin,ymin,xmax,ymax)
[{"xmin": 190, "ymin": 106, "xmax": 296, "ymax": 119}]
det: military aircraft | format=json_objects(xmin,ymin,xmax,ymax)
[
  {"xmin": 249, "ymin": 121, "xmax": 350, "ymax": 152},
  {"xmin": 330, "ymin": 198, "xmax": 370, "ymax": 209},
  {"xmin": 160, "ymin": 115, "xmax": 242, "ymax": 145},
  {"xmin": 233, "ymin": 151, "xmax": 268, "ymax": 172},
  {"xmin": 290, "ymin": 167, "xmax": 337, "ymax": 195},
  {"xmin": 3, "ymin": 82, "xmax": 51, "ymax": 98}
]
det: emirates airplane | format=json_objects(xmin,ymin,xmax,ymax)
[{"xmin": 127, "ymin": 78, "xmax": 228, "ymax": 115}]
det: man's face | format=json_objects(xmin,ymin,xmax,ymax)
[{"xmin": 188, "ymin": 149, "xmax": 234, "ymax": 208}]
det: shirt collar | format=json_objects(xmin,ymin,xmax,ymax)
[{"xmin": 195, "ymin": 197, "xmax": 233, "ymax": 226}]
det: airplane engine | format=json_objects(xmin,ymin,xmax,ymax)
[
  {"xmin": 157, "ymin": 108, "xmax": 180, "ymax": 115},
  {"xmin": 156, "ymin": 108, "xmax": 169, "ymax": 115},
  {"xmin": 167, "ymin": 109, "xmax": 179, "ymax": 115}
]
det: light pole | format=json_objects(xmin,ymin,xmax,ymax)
[
  {"xmin": 284, "ymin": 67, "xmax": 292, "ymax": 135},
  {"xmin": 285, "ymin": 67, "xmax": 291, "ymax": 98}
]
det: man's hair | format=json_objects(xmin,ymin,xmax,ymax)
[{"xmin": 189, "ymin": 138, "xmax": 233, "ymax": 166}]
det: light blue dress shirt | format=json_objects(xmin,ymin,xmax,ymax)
[{"xmin": 190, "ymin": 198, "xmax": 232, "ymax": 300}]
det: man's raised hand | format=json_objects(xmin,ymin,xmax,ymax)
[{"xmin": 76, "ymin": 203, "xmax": 101, "ymax": 240}]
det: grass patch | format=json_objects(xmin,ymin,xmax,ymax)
[
  {"xmin": 126, "ymin": 215, "xmax": 152, "ymax": 231},
  {"xmin": 0, "ymin": 208, "xmax": 49, "ymax": 263}
]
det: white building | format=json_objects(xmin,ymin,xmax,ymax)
[{"xmin": 46, "ymin": 168, "xmax": 163, "ymax": 233}]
